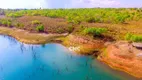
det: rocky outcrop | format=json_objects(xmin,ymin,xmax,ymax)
[
  {"xmin": 99, "ymin": 41, "xmax": 142, "ymax": 78},
  {"xmin": 63, "ymin": 35, "xmax": 104, "ymax": 55},
  {"xmin": 132, "ymin": 42, "xmax": 142, "ymax": 49}
]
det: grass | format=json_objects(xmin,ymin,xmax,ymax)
[{"xmin": 16, "ymin": 16, "xmax": 69, "ymax": 33}]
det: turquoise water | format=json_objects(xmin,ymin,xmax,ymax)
[{"xmin": 0, "ymin": 35, "xmax": 139, "ymax": 80}]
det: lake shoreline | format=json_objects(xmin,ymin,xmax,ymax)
[
  {"xmin": 99, "ymin": 56, "xmax": 142, "ymax": 79},
  {"xmin": 98, "ymin": 42, "xmax": 142, "ymax": 78},
  {"xmin": 0, "ymin": 27, "xmax": 68, "ymax": 44},
  {"xmin": 0, "ymin": 26, "xmax": 142, "ymax": 79}
]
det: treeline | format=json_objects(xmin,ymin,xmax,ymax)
[{"xmin": 4, "ymin": 8, "xmax": 142, "ymax": 24}]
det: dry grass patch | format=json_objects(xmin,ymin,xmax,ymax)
[
  {"xmin": 79, "ymin": 20, "xmax": 142, "ymax": 40},
  {"xmin": 16, "ymin": 16, "xmax": 72, "ymax": 33}
]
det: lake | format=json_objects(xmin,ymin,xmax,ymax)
[{"xmin": 0, "ymin": 35, "xmax": 139, "ymax": 80}]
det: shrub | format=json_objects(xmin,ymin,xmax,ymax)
[
  {"xmin": 31, "ymin": 12, "xmax": 40, "ymax": 16},
  {"xmin": 32, "ymin": 20, "xmax": 41, "ymax": 25},
  {"xmin": 72, "ymin": 20, "xmax": 81, "ymax": 24},
  {"xmin": 86, "ymin": 17, "xmax": 95, "ymax": 23},
  {"xmin": 56, "ymin": 28, "xmax": 65, "ymax": 33},
  {"xmin": 15, "ymin": 22, "xmax": 24, "ymax": 28},
  {"xmin": 67, "ymin": 24, "xmax": 74, "ymax": 33},
  {"xmin": 83, "ymin": 27, "xmax": 107, "ymax": 36},
  {"xmin": 67, "ymin": 17, "xmax": 73, "ymax": 23},
  {"xmin": 67, "ymin": 17, "xmax": 81, "ymax": 24},
  {"xmin": 125, "ymin": 33, "xmax": 142, "ymax": 42},
  {"xmin": 7, "ymin": 13, "xmax": 23, "ymax": 18},
  {"xmin": 125, "ymin": 33, "xmax": 133, "ymax": 40},
  {"xmin": 36, "ymin": 25, "xmax": 44, "ymax": 32},
  {"xmin": 72, "ymin": 16, "xmax": 81, "ymax": 24},
  {"xmin": 115, "ymin": 16, "xmax": 125, "ymax": 23},
  {"xmin": 0, "ymin": 19, "xmax": 12, "ymax": 27},
  {"xmin": 1, "ymin": 20, "xmax": 7, "ymax": 26},
  {"xmin": 32, "ymin": 20, "xmax": 44, "ymax": 32},
  {"xmin": 80, "ymin": 25, "xmax": 85, "ymax": 30},
  {"xmin": 7, "ymin": 21, "xmax": 12, "ymax": 27}
]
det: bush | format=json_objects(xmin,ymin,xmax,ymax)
[
  {"xmin": 32, "ymin": 20, "xmax": 41, "ymax": 25},
  {"xmin": 125, "ymin": 33, "xmax": 142, "ymax": 42},
  {"xmin": 67, "ymin": 24, "xmax": 74, "ymax": 33},
  {"xmin": 83, "ymin": 27, "xmax": 107, "ymax": 36},
  {"xmin": 72, "ymin": 16, "xmax": 81, "ymax": 24},
  {"xmin": 56, "ymin": 28, "xmax": 65, "ymax": 33},
  {"xmin": 7, "ymin": 13, "xmax": 23, "ymax": 18},
  {"xmin": 1, "ymin": 20, "xmax": 7, "ymax": 26},
  {"xmin": 0, "ymin": 19, "xmax": 12, "ymax": 27},
  {"xmin": 67, "ymin": 16, "xmax": 73, "ymax": 23},
  {"xmin": 31, "ymin": 20, "xmax": 44, "ymax": 32},
  {"xmin": 86, "ymin": 17, "xmax": 96, "ymax": 23},
  {"xmin": 7, "ymin": 21, "xmax": 12, "ymax": 27},
  {"xmin": 15, "ymin": 22, "xmax": 24, "ymax": 28},
  {"xmin": 115, "ymin": 16, "xmax": 125, "ymax": 23},
  {"xmin": 36, "ymin": 25, "xmax": 44, "ymax": 32}
]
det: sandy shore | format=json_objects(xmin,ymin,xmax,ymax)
[{"xmin": 0, "ymin": 27, "xmax": 68, "ymax": 44}]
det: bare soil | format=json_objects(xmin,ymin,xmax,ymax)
[{"xmin": 99, "ymin": 41, "xmax": 142, "ymax": 78}]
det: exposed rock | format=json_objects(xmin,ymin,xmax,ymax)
[
  {"xmin": 68, "ymin": 46, "xmax": 81, "ymax": 52},
  {"xmin": 132, "ymin": 42, "xmax": 142, "ymax": 49},
  {"xmin": 99, "ymin": 41, "xmax": 142, "ymax": 78},
  {"xmin": 137, "ymin": 53, "xmax": 142, "ymax": 57},
  {"xmin": 104, "ymin": 42, "xmax": 113, "ymax": 46},
  {"xmin": 64, "ymin": 35, "xmax": 104, "ymax": 55},
  {"xmin": 136, "ymin": 53, "xmax": 142, "ymax": 59}
]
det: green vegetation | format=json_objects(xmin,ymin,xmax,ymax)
[
  {"xmin": 0, "ymin": 19, "xmax": 12, "ymax": 27},
  {"xmin": 5, "ymin": 8, "xmax": 142, "ymax": 24},
  {"xmin": 36, "ymin": 25, "xmax": 44, "ymax": 32},
  {"xmin": 7, "ymin": 13, "xmax": 23, "ymax": 18},
  {"xmin": 32, "ymin": 20, "xmax": 41, "ymax": 25},
  {"xmin": 83, "ymin": 27, "xmax": 107, "ymax": 36},
  {"xmin": 15, "ymin": 22, "xmax": 24, "ymax": 28},
  {"xmin": 125, "ymin": 33, "xmax": 142, "ymax": 42},
  {"xmin": 31, "ymin": 20, "xmax": 44, "ymax": 32},
  {"xmin": 0, "ymin": 8, "xmax": 141, "ymax": 40},
  {"xmin": 67, "ymin": 24, "xmax": 74, "ymax": 33}
]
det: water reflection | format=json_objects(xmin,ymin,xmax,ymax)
[
  {"xmin": 0, "ymin": 35, "xmax": 140, "ymax": 80},
  {"xmin": 2, "ymin": 35, "xmax": 18, "ymax": 45}
]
